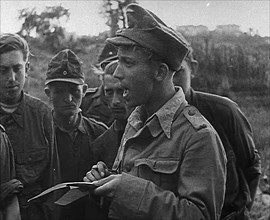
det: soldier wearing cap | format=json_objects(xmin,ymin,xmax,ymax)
[
  {"xmin": 0, "ymin": 33, "xmax": 55, "ymax": 220},
  {"xmin": 80, "ymin": 45, "xmax": 118, "ymax": 127},
  {"xmin": 174, "ymin": 50, "xmax": 261, "ymax": 220},
  {"xmin": 84, "ymin": 4, "xmax": 227, "ymax": 220},
  {"xmin": 0, "ymin": 124, "xmax": 23, "ymax": 220},
  {"xmin": 92, "ymin": 59, "xmax": 133, "ymax": 168},
  {"xmin": 44, "ymin": 49, "xmax": 107, "ymax": 220}
]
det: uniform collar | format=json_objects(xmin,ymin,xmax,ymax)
[
  {"xmin": 128, "ymin": 87, "xmax": 187, "ymax": 138},
  {"xmin": 92, "ymin": 86, "xmax": 104, "ymax": 99},
  {"xmin": 54, "ymin": 111, "xmax": 87, "ymax": 134}
]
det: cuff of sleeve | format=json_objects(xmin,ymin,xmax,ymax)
[
  {"xmin": 0, "ymin": 179, "xmax": 23, "ymax": 205},
  {"xmin": 108, "ymin": 173, "xmax": 148, "ymax": 219}
]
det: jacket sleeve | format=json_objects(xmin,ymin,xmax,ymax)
[
  {"xmin": 108, "ymin": 129, "xmax": 227, "ymax": 220},
  {"xmin": 227, "ymin": 104, "xmax": 261, "ymax": 206}
]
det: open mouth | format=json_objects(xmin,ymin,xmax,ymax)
[
  {"xmin": 123, "ymin": 89, "xmax": 129, "ymax": 97},
  {"xmin": 120, "ymin": 85, "xmax": 129, "ymax": 98},
  {"xmin": 6, "ymin": 85, "xmax": 19, "ymax": 90},
  {"xmin": 112, "ymin": 108, "xmax": 125, "ymax": 114}
]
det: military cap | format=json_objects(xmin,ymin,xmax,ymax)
[
  {"xmin": 45, "ymin": 49, "xmax": 85, "ymax": 85},
  {"xmin": 106, "ymin": 3, "xmax": 190, "ymax": 71},
  {"xmin": 99, "ymin": 55, "xmax": 118, "ymax": 71}
]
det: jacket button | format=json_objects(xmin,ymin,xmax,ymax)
[
  {"xmin": 124, "ymin": 164, "xmax": 132, "ymax": 172},
  {"xmin": 199, "ymin": 124, "xmax": 207, "ymax": 129},
  {"xmin": 188, "ymin": 109, "xmax": 196, "ymax": 116}
]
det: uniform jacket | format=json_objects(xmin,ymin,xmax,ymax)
[
  {"xmin": 109, "ymin": 88, "xmax": 227, "ymax": 220},
  {"xmin": 0, "ymin": 93, "xmax": 54, "ymax": 220},
  {"xmin": 0, "ymin": 124, "xmax": 23, "ymax": 205},
  {"xmin": 0, "ymin": 124, "xmax": 23, "ymax": 220},
  {"xmin": 187, "ymin": 88, "xmax": 261, "ymax": 219},
  {"xmin": 92, "ymin": 120, "xmax": 126, "ymax": 169},
  {"xmin": 81, "ymin": 87, "xmax": 114, "ymax": 126},
  {"xmin": 49, "ymin": 113, "xmax": 107, "ymax": 220}
]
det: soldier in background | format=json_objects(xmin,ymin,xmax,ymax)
[
  {"xmin": 80, "ymin": 45, "xmax": 118, "ymax": 127},
  {"xmin": 92, "ymin": 59, "xmax": 133, "ymax": 168},
  {"xmin": 0, "ymin": 124, "xmax": 22, "ymax": 220},
  {"xmin": 44, "ymin": 49, "xmax": 107, "ymax": 220},
  {"xmin": 173, "ymin": 50, "xmax": 261, "ymax": 220},
  {"xmin": 0, "ymin": 33, "xmax": 55, "ymax": 220},
  {"xmin": 84, "ymin": 4, "xmax": 227, "ymax": 220}
]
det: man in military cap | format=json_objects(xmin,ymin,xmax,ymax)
[
  {"xmin": 92, "ymin": 59, "xmax": 133, "ymax": 168},
  {"xmin": 0, "ymin": 33, "xmax": 55, "ymax": 220},
  {"xmin": 174, "ymin": 50, "xmax": 261, "ymax": 220},
  {"xmin": 84, "ymin": 4, "xmax": 227, "ymax": 220},
  {"xmin": 44, "ymin": 49, "xmax": 107, "ymax": 220},
  {"xmin": 0, "ymin": 124, "xmax": 22, "ymax": 220},
  {"xmin": 80, "ymin": 44, "xmax": 118, "ymax": 127}
]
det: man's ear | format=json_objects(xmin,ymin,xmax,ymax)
[
  {"xmin": 25, "ymin": 62, "xmax": 30, "ymax": 78},
  {"xmin": 155, "ymin": 63, "xmax": 169, "ymax": 81},
  {"xmin": 25, "ymin": 62, "xmax": 30, "ymax": 72},
  {"xmin": 44, "ymin": 87, "xmax": 51, "ymax": 98},
  {"xmin": 190, "ymin": 60, "xmax": 198, "ymax": 76},
  {"xmin": 82, "ymin": 84, "xmax": 88, "ymax": 97}
]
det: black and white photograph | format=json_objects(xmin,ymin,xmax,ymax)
[{"xmin": 0, "ymin": 1, "xmax": 269, "ymax": 219}]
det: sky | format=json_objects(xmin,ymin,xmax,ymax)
[{"xmin": 0, "ymin": 0, "xmax": 269, "ymax": 37}]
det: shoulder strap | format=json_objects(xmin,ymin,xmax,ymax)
[{"xmin": 183, "ymin": 105, "xmax": 208, "ymax": 130}]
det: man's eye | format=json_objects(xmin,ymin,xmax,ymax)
[
  {"xmin": 13, "ymin": 66, "xmax": 22, "ymax": 73},
  {"xmin": 54, "ymin": 90, "xmax": 63, "ymax": 94},
  {"xmin": 71, "ymin": 89, "xmax": 80, "ymax": 94},
  {"xmin": 123, "ymin": 58, "xmax": 134, "ymax": 66},
  {"xmin": 105, "ymin": 90, "xmax": 113, "ymax": 96},
  {"xmin": 0, "ymin": 66, "xmax": 9, "ymax": 73}
]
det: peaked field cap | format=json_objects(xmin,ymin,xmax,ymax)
[
  {"xmin": 106, "ymin": 3, "xmax": 191, "ymax": 71},
  {"xmin": 99, "ymin": 55, "xmax": 118, "ymax": 71},
  {"xmin": 45, "ymin": 49, "xmax": 85, "ymax": 85}
]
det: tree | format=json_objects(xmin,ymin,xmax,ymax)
[
  {"xmin": 18, "ymin": 5, "xmax": 70, "ymax": 51},
  {"xmin": 101, "ymin": 0, "xmax": 137, "ymax": 37}
]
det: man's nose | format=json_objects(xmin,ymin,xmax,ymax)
[
  {"xmin": 113, "ymin": 66, "xmax": 123, "ymax": 80},
  {"xmin": 64, "ymin": 93, "xmax": 73, "ymax": 102},
  {"xmin": 7, "ymin": 69, "xmax": 16, "ymax": 82},
  {"xmin": 112, "ymin": 93, "xmax": 121, "ymax": 106}
]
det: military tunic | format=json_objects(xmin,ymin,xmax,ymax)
[
  {"xmin": 109, "ymin": 88, "xmax": 227, "ymax": 220},
  {"xmin": 0, "ymin": 93, "xmax": 54, "ymax": 220},
  {"xmin": 92, "ymin": 120, "xmax": 126, "ymax": 169},
  {"xmin": 0, "ymin": 124, "xmax": 23, "ymax": 220},
  {"xmin": 81, "ymin": 87, "xmax": 114, "ymax": 127},
  {"xmin": 187, "ymin": 88, "xmax": 261, "ymax": 219},
  {"xmin": 53, "ymin": 113, "xmax": 107, "ymax": 220}
]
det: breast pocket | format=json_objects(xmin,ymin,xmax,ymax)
[
  {"xmin": 134, "ymin": 158, "xmax": 179, "ymax": 193},
  {"xmin": 15, "ymin": 148, "xmax": 49, "ymax": 184}
]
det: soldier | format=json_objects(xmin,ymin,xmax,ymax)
[
  {"xmin": 0, "ymin": 124, "xmax": 22, "ymax": 220},
  {"xmin": 80, "ymin": 86, "xmax": 113, "ymax": 127},
  {"xmin": 173, "ymin": 50, "xmax": 261, "ymax": 220},
  {"xmin": 84, "ymin": 4, "xmax": 227, "ymax": 220},
  {"xmin": 0, "ymin": 33, "xmax": 55, "ymax": 220},
  {"xmin": 80, "ymin": 46, "xmax": 118, "ymax": 127},
  {"xmin": 92, "ymin": 59, "xmax": 133, "ymax": 168},
  {"xmin": 44, "ymin": 49, "xmax": 107, "ymax": 220}
]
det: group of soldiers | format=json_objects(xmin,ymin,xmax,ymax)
[{"xmin": 0, "ymin": 3, "xmax": 261, "ymax": 220}]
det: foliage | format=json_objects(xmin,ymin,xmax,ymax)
[
  {"xmin": 101, "ymin": 0, "xmax": 137, "ymax": 37},
  {"xmin": 18, "ymin": 5, "xmax": 70, "ymax": 52},
  {"xmin": 181, "ymin": 29, "xmax": 270, "ymax": 93}
]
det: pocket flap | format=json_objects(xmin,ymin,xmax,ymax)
[
  {"xmin": 134, "ymin": 158, "xmax": 179, "ymax": 174},
  {"xmin": 16, "ymin": 148, "xmax": 48, "ymax": 164}
]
